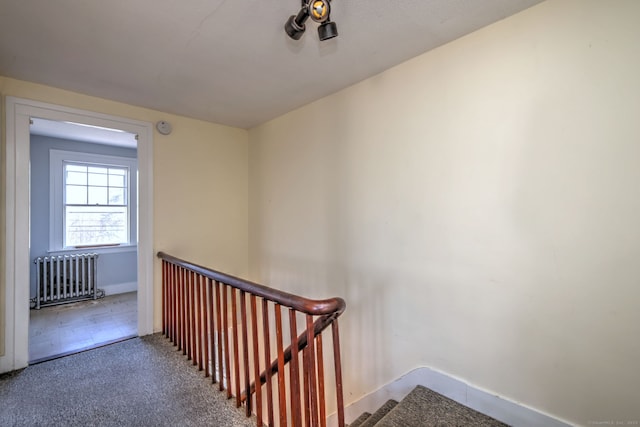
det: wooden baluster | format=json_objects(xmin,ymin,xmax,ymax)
[
  {"xmin": 231, "ymin": 287, "xmax": 241, "ymax": 407},
  {"xmin": 303, "ymin": 339, "xmax": 311, "ymax": 427},
  {"xmin": 332, "ymin": 320, "xmax": 345, "ymax": 427},
  {"xmin": 275, "ymin": 304, "xmax": 287, "ymax": 427},
  {"xmin": 175, "ymin": 265, "xmax": 181, "ymax": 346},
  {"xmin": 166, "ymin": 261, "xmax": 170, "ymax": 337},
  {"xmin": 262, "ymin": 299, "xmax": 275, "ymax": 427},
  {"xmin": 162, "ymin": 260, "xmax": 172, "ymax": 338},
  {"xmin": 202, "ymin": 276, "xmax": 208, "ymax": 373},
  {"xmin": 240, "ymin": 291, "xmax": 251, "ymax": 417},
  {"xmin": 204, "ymin": 277, "xmax": 212, "ymax": 378},
  {"xmin": 188, "ymin": 271, "xmax": 194, "ymax": 361},
  {"xmin": 187, "ymin": 270, "xmax": 193, "ymax": 359},
  {"xmin": 170, "ymin": 261, "xmax": 175, "ymax": 336},
  {"xmin": 175, "ymin": 266, "xmax": 179, "ymax": 346},
  {"xmin": 306, "ymin": 314, "xmax": 319, "ymax": 427},
  {"xmin": 196, "ymin": 274, "xmax": 204, "ymax": 371},
  {"xmin": 171, "ymin": 263, "xmax": 177, "ymax": 344},
  {"xmin": 203, "ymin": 276, "xmax": 208, "ymax": 373},
  {"xmin": 251, "ymin": 295, "xmax": 263, "ymax": 426},
  {"xmin": 223, "ymin": 284, "xmax": 233, "ymax": 399},
  {"xmin": 167, "ymin": 264, "xmax": 176, "ymax": 344},
  {"xmin": 183, "ymin": 268, "xmax": 188, "ymax": 353},
  {"xmin": 186, "ymin": 270, "xmax": 192, "ymax": 357},
  {"xmin": 201, "ymin": 276, "xmax": 206, "ymax": 371},
  {"xmin": 186, "ymin": 271, "xmax": 192, "ymax": 360},
  {"xmin": 176, "ymin": 266, "xmax": 181, "ymax": 348},
  {"xmin": 191, "ymin": 271, "xmax": 197, "ymax": 364},
  {"xmin": 193, "ymin": 272, "xmax": 199, "ymax": 365},
  {"xmin": 289, "ymin": 309, "xmax": 302, "ymax": 427},
  {"xmin": 216, "ymin": 281, "xmax": 224, "ymax": 389},
  {"xmin": 194, "ymin": 274, "xmax": 200, "ymax": 368},
  {"xmin": 183, "ymin": 269, "xmax": 189, "ymax": 355},
  {"xmin": 316, "ymin": 334, "xmax": 326, "ymax": 427},
  {"xmin": 200, "ymin": 275, "xmax": 207, "ymax": 371},
  {"xmin": 183, "ymin": 268, "xmax": 189, "ymax": 355},
  {"xmin": 180, "ymin": 267, "xmax": 186, "ymax": 353},
  {"xmin": 168, "ymin": 263, "xmax": 173, "ymax": 342},
  {"xmin": 179, "ymin": 268, "xmax": 184, "ymax": 352},
  {"xmin": 192, "ymin": 273, "xmax": 198, "ymax": 365},
  {"xmin": 162, "ymin": 260, "xmax": 167, "ymax": 336}
]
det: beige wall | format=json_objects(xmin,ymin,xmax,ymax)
[
  {"xmin": 0, "ymin": 77, "xmax": 249, "ymax": 343},
  {"xmin": 248, "ymin": 1, "xmax": 640, "ymax": 425}
]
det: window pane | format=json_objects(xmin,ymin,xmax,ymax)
[
  {"xmin": 66, "ymin": 185, "xmax": 87, "ymax": 204},
  {"xmin": 66, "ymin": 206, "xmax": 128, "ymax": 246},
  {"xmin": 109, "ymin": 188, "xmax": 125, "ymax": 205},
  {"xmin": 66, "ymin": 171, "xmax": 87, "ymax": 185},
  {"xmin": 109, "ymin": 168, "xmax": 126, "ymax": 176},
  {"xmin": 88, "ymin": 172, "xmax": 108, "ymax": 186},
  {"xmin": 109, "ymin": 173, "xmax": 125, "ymax": 187},
  {"xmin": 88, "ymin": 186, "xmax": 108, "ymax": 205}
]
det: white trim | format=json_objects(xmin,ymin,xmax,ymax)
[
  {"xmin": 48, "ymin": 244, "xmax": 137, "ymax": 256},
  {"xmin": 136, "ymin": 112, "xmax": 154, "ymax": 337},
  {"xmin": 102, "ymin": 281, "xmax": 138, "ymax": 296},
  {"xmin": 327, "ymin": 366, "xmax": 573, "ymax": 427},
  {"xmin": 1, "ymin": 101, "xmax": 30, "ymax": 372},
  {"xmin": 1, "ymin": 97, "xmax": 154, "ymax": 373}
]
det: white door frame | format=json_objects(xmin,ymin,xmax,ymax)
[{"xmin": 1, "ymin": 97, "xmax": 154, "ymax": 373}]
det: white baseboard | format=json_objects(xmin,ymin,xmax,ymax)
[
  {"xmin": 101, "ymin": 282, "xmax": 137, "ymax": 296},
  {"xmin": 327, "ymin": 367, "xmax": 573, "ymax": 427}
]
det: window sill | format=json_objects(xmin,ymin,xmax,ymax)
[{"xmin": 48, "ymin": 244, "xmax": 138, "ymax": 256}]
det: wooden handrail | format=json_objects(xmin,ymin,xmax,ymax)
[
  {"xmin": 158, "ymin": 251, "xmax": 346, "ymax": 427},
  {"xmin": 158, "ymin": 252, "xmax": 345, "ymax": 316}
]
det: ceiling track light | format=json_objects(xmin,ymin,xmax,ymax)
[{"xmin": 285, "ymin": 0, "xmax": 338, "ymax": 42}]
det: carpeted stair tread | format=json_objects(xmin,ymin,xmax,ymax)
[
  {"xmin": 359, "ymin": 399, "xmax": 399, "ymax": 427},
  {"xmin": 349, "ymin": 411, "xmax": 372, "ymax": 427},
  {"xmin": 375, "ymin": 385, "xmax": 508, "ymax": 427}
]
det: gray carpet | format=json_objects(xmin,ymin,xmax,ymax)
[
  {"xmin": 372, "ymin": 385, "xmax": 508, "ymax": 427},
  {"xmin": 0, "ymin": 334, "xmax": 254, "ymax": 427}
]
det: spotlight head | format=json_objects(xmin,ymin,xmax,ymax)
[
  {"xmin": 284, "ymin": 5, "xmax": 310, "ymax": 40},
  {"xmin": 318, "ymin": 20, "xmax": 338, "ymax": 41},
  {"xmin": 285, "ymin": 14, "xmax": 306, "ymax": 40},
  {"xmin": 308, "ymin": 0, "xmax": 331, "ymax": 23}
]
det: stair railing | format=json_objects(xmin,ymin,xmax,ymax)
[{"xmin": 158, "ymin": 252, "xmax": 346, "ymax": 427}]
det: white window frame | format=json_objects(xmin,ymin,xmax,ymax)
[{"xmin": 50, "ymin": 149, "xmax": 138, "ymax": 252}]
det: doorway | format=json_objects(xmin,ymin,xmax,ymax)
[
  {"xmin": 28, "ymin": 118, "xmax": 140, "ymax": 363},
  {"xmin": 1, "ymin": 97, "xmax": 154, "ymax": 373}
]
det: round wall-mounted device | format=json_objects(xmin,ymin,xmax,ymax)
[{"xmin": 156, "ymin": 120, "xmax": 172, "ymax": 135}]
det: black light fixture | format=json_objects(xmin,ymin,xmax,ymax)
[{"xmin": 285, "ymin": 0, "xmax": 338, "ymax": 41}]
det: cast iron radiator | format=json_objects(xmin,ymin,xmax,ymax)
[{"xmin": 32, "ymin": 253, "xmax": 104, "ymax": 309}]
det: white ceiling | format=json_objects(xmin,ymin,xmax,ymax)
[
  {"xmin": 0, "ymin": 0, "xmax": 544, "ymax": 129},
  {"xmin": 30, "ymin": 118, "xmax": 138, "ymax": 149}
]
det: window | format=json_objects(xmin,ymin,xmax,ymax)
[
  {"xmin": 64, "ymin": 163, "xmax": 129, "ymax": 246},
  {"xmin": 50, "ymin": 150, "xmax": 137, "ymax": 251}
]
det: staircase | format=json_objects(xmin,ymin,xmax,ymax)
[
  {"xmin": 158, "ymin": 251, "xmax": 347, "ymax": 427},
  {"xmin": 348, "ymin": 385, "xmax": 508, "ymax": 427},
  {"xmin": 158, "ymin": 252, "xmax": 509, "ymax": 427}
]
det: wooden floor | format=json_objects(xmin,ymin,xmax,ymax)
[{"xmin": 28, "ymin": 291, "xmax": 137, "ymax": 363}]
